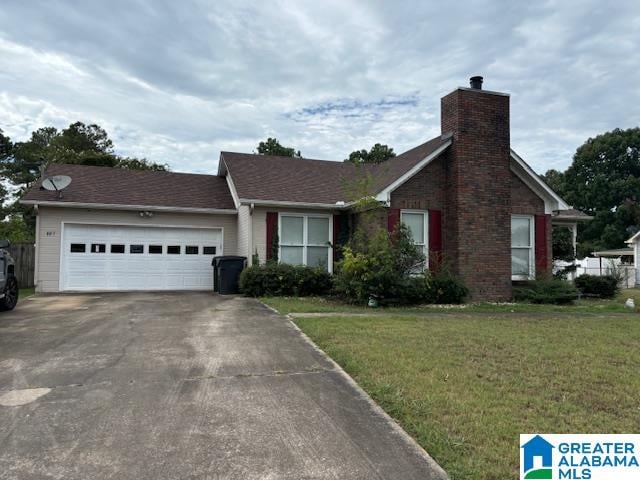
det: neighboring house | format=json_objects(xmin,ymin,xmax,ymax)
[
  {"xmin": 21, "ymin": 77, "xmax": 587, "ymax": 300},
  {"xmin": 626, "ymin": 232, "xmax": 640, "ymax": 286}
]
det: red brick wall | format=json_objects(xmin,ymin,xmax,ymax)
[
  {"xmin": 390, "ymin": 155, "xmax": 445, "ymax": 210},
  {"xmin": 441, "ymin": 88, "xmax": 512, "ymax": 301},
  {"xmin": 511, "ymin": 172, "xmax": 544, "ymax": 215}
]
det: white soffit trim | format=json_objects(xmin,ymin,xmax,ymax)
[
  {"xmin": 626, "ymin": 231, "xmax": 640, "ymax": 244},
  {"xmin": 20, "ymin": 200, "xmax": 237, "ymax": 215},
  {"xmin": 224, "ymin": 167, "xmax": 241, "ymax": 208},
  {"xmin": 510, "ymin": 149, "xmax": 570, "ymax": 210},
  {"xmin": 374, "ymin": 139, "xmax": 452, "ymax": 203}
]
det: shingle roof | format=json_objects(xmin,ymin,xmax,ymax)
[
  {"xmin": 22, "ymin": 163, "xmax": 236, "ymax": 210},
  {"xmin": 222, "ymin": 134, "xmax": 451, "ymax": 204}
]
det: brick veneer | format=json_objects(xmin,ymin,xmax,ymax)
[
  {"xmin": 390, "ymin": 155, "xmax": 445, "ymax": 210},
  {"xmin": 441, "ymin": 87, "xmax": 512, "ymax": 301}
]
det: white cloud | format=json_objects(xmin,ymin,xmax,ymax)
[{"xmin": 0, "ymin": 0, "xmax": 638, "ymax": 175}]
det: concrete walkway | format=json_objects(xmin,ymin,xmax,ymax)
[{"xmin": 0, "ymin": 293, "xmax": 446, "ymax": 479}]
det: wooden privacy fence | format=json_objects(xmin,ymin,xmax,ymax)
[{"xmin": 7, "ymin": 243, "xmax": 35, "ymax": 288}]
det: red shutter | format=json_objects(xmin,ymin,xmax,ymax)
[
  {"xmin": 387, "ymin": 208, "xmax": 401, "ymax": 233},
  {"xmin": 266, "ymin": 212, "xmax": 278, "ymax": 261},
  {"xmin": 333, "ymin": 214, "xmax": 341, "ymax": 261},
  {"xmin": 535, "ymin": 214, "xmax": 549, "ymax": 276},
  {"xmin": 428, "ymin": 209, "xmax": 442, "ymax": 272}
]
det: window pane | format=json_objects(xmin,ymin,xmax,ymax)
[
  {"xmin": 307, "ymin": 246, "xmax": 329, "ymax": 269},
  {"xmin": 149, "ymin": 245, "xmax": 163, "ymax": 254},
  {"xmin": 280, "ymin": 246, "xmax": 303, "ymax": 265},
  {"xmin": 308, "ymin": 217, "xmax": 329, "ymax": 245},
  {"xmin": 130, "ymin": 244, "xmax": 144, "ymax": 254},
  {"xmin": 402, "ymin": 213, "xmax": 425, "ymax": 244},
  {"xmin": 167, "ymin": 245, "xmax": 180, "ymax": 254},
  {"xmin": 281, "ymin": 216, "xmax": 303, "ymax": 244},
  {"xmin": 70, "ymin": 243, "xmax": 86, "ymax": 253},
  {"xmin": 512, "ymin": 217, "xmax": 531, "ymax": 247},
  {"xmin": 185, "ymin": 246, "xmax": 199, "ymax": 255},
  {"xmin": 203, "ymin": 246, "xmax": 216, "ymax": 255},
  {"xmin": 512, "ymin": 248, "xmax": 530, "ymax": 276},
  {"xmin": 110, "ymin": 244, "xmax": 125, "ymax": 254},
  {"xmin": 91, "ymin": 243, "xmax": 105, "ymax": 253}
]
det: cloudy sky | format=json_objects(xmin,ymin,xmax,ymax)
[{"xmin": 1, "ymin": 0, "xmax": 638, "ymax": 175}]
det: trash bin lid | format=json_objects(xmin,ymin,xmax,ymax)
[{"xmin": 212, "ymin": 256, "xmax": 247, "ymax": 266}]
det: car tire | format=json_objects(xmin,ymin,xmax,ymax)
[{"xmin": 0, "ymin": 276, "xmax": 18, "ymax": 311}]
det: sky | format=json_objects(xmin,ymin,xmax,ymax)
[{"xmin": 0, "ymin": 0, "xmax": 639, "ymax": 175}]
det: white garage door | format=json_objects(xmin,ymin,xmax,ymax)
[{"xmin": 61, "ymin": 224, "xmax": 223, "ymax": 291}]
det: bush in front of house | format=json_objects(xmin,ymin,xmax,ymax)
[
  {"xmin": 333, "ymin": 225, "xmax": 468, "ymax": 305},
  {"xmin": 239, "ymin": 262, "xmax": 332, "ymax": 297},
  {"xmin": 513, "ymin": 279, "xmax": 580, "ymax": 304},
  {"xmin": 574, "ymin": 274, "xmax": 619, "ymax": 299}
]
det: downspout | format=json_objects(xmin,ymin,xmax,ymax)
[
  {"xmin": 34, "ymin": 204, "xmax": 39, "ymax": 290},
  {"xmin": 248, "ymin": 202, "xmax": 254, "ymax": 264}
]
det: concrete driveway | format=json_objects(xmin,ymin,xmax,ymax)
[{"xmin": 0, "ymin": 293, "xmax": 446, "ymax": 479}]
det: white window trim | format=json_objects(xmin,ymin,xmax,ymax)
[
  {"xmin": 278, "ymin": 212, "xmax": 333, "ymax": 273},
  {"xmin": 511, "ymin": 214, "xmax": 535, "ymax": 281},
  {"xmin": 400, "ymin": 209, "xmax": 429, "ymax": 270}
]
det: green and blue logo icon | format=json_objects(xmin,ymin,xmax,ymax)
[{"xmin": 521, "ymin": 435, "xmax": 554, "ymax": 479}]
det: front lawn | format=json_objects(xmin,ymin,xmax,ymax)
[{"xmin": 264, "ymin": 297, "xmax": 640, "ymax": 479}]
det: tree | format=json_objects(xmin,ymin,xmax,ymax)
[
  {"xmin": 544, "ymin": 127, "xmax": 640, "ymax": 256},
  {"xmin": 346, "ymin": 143, "xmax": 395, "ymax": 164},
  {"xmin": 256, "ymin": 138, "xmax": 301, "ymax": 157}
]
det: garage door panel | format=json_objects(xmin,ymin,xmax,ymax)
[{"xmin": 61, "ymin": 224, "xmax": 222, "ymax": 291}]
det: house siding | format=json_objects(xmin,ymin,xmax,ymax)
[
  {"xmin": 35, "ymin": 206, "xmax": 238, "ymax": 292},
  {"xmin": 237, "ymin": 205, "xmax": 251, "ymax": 261}
]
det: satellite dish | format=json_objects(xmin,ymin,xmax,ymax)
[{"xmin": 41, "ymin": 175, "xmax": 72, "ymax": 198}]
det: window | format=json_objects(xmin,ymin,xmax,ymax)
[
  {"xmin": 110, "ymin": 244, "xmax": 125, "ymax": 254},
  {"xmin": 401, "ymin": 210, "xmax": 428, "ymax": 270},
  {"xmin": 70, "ymin": 243, "xmax": 86, "ymax": 253},
  {"xmin": 185, "ymin": 246, "xmax": 199, "ymax": 255},
  {"xmin": 167, "ymin": 245, "xmax": 181, "ymax": 254},
  {"xmin": 280, "ymin": 214, "xmax": 330, "ymax": 270},
  {"xmin": 203, "ymin": 246, "xmax": 217, "ymax": 255},
  {"xmin": 149, "ymin": 245, "xmax": 163, "ymax": 254},
  {"xmin": 91, "ymin": 243, "xmax": 106, "ymax": 253},
  {"xmin": 130, "ymin": 244, "xmax": 144, "ymax": 254},
  {"xmin": 511, "ymin": 216, "xmax": 534, "ymax": 279}
]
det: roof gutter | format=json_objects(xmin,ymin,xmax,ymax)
[
  {"xmin": 20, "ymin": 199, "xmax": 237, "ymax": 215},
  {"xmin": 238, "ymin": 198, "xmax": 351, "ymax": 210}
]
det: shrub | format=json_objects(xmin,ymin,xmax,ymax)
[
  {"xmin": 513, "ymin": 279, "xmax": 579, "ymax": 304},
  {"xmin": 574, "ymin": 274, "xmax": 619, "ymax": 299},
  {"xmin": 239, "ymin": 262, "xmax": 332, "ymax": 297},
  {"xmin": 333, "ymin": 226, "xmax": 424, "ymax": 303},
  {"xmin": 427, "ymin": 274, "xmax": 470, "ymax": 304}
]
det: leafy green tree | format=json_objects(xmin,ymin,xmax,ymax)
[
  {"xmin": 346, "ymin": 143, "xmax": 395, "ymax": 164},
  {"xmin": 256, "ymin": 137, "xmax": 301, "ymax": 157},
  {"xmin": 544, "ymin": 128, "xmax": 640, "ymax": 255}
]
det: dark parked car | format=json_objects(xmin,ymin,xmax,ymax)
[{"xmin": 0, "ymin": 240, "xmax": 18, "ymax": 311}]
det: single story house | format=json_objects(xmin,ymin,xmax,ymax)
[{"xmin": 22, "ymin": 77, "xmax": 589, "ymax": 300}]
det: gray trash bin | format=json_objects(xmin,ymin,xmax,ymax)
[{"xmin": 212, "ymin": 256, "xmax": 247, "ymax": 294}]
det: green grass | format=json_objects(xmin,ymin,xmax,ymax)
[
  {"xmin": 271, "ymin": 303, "xmax": 640, "ymax": 479},
  {"xmin": 262, "ymin": 288, "xmax": 640, "ymax": 315},
  {"xmin": 18, "ymin": 288, "xmax": 35, "ymax": 301}
]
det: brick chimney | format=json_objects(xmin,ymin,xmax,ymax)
[{"xmin": 441, "ymin": 77, "xmax": 512, "ymax": 301}]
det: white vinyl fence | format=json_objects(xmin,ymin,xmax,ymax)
[{"xmin": 554, "ymin": 257, "xmax": 637, "ymax": 289}]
